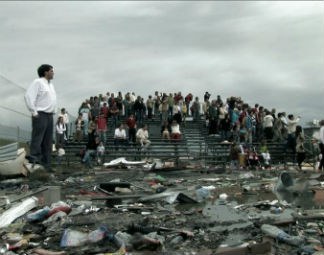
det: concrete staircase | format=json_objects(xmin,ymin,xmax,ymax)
[
  {"xmin": 63, "ymin": 114, "xmax": 211, "ymax": 166},
  {"xmin": 62, "ymin": 114, "xmax": 316, "ymax": 169}
]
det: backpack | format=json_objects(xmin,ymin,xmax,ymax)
[{"xmin": 244, "ymin": 115, "xmax": 253, "ymax": 130}]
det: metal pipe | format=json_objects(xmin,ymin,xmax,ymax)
[{"xmin": 0, "ymin": 187, "xmax": 48, "ymax": 207}]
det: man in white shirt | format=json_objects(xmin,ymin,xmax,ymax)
[
  {"xmin": 24, "ymin": 64, "xmax": 57, "ymax": 172},
  {"xmin": 263, "ymin": 110, "xmax": 274, "ymax": 141},
  {"xmin": 287, "ymin": 114, "xmax": 300, "ymax": 135},
  {"xmin": 286, "ymin": 114, "xmax": 300, "ymax": 154}
]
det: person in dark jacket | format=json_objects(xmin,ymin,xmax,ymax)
[{"xmin": 82, "ymin": 135, "xmax": 100, "ymax": 168}]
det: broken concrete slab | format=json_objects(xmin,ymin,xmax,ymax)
[{"xmin": 203, "ymin": 202, "xmax": 253, "ymax": 232}]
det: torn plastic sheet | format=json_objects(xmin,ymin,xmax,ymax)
[
  {"xmin": 140, "ymin": 191, "xmax": 197, "ymax": 204},
  {"xmin": 103, "ymin": 157, "xmax": 146, "ymax": 167},
  {"xmin": 0, "ymin": 196, "xmax": 38, "ymax": 228}
]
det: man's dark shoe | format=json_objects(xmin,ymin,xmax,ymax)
[
  {"xmin": 46, "ymin": 167, "xmax": 56, "ymax": 173},
  {"xmin": 25, "ymin": 155, "xmax": 40, "ymax": 164}
]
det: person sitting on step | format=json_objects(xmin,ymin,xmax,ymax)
[
  {"xmin": 170, "ymin": 120, "xmax": 181, "ymax": 141},
  {"xmin": 114, "ymin": 123, "xmax": 128, "ymax": 150},
  {"xmin": 136, "ymin": 124, "xmax": 151, "ymax": 151},
  {"xmin": 161, "ymin": 120, "xmax": 171, "ymax": 141}
]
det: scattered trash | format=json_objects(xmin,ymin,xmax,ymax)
[
  {"xmin": 32, "ymin": 248, "xmax": 67, "ymax": 255},
  {"xmin": 130, "ymin": 232, "xmax": 163, "ymax": 251},
  {"xmin": 219, "ymin": 193, "xmax": 228, "ymax": 200},
  {"xmin": 0, "ymin": 196, "xmax": 38, "ymax": 228},
  {"xmin": 140, "ymin": 191, "xmax": 197, "ymax": 204},
  {"xmin": 275, "ymin": 171, "xmax": 294, "ymax": 191},
  {"xmin": 195, "ymin": 187, "xmax": 211, "ymax": 202},
  {"xmin": 143, "ymin": 174, "xmax": 166, "ymax": 184},
  {"xmin": 27, "ymin": 206, "xmax": 51, "ymax": 222},
  {"xmin": 60, "ymin": 225, "xmax": 111, "ymax": 247},
  {"xmin": 99, "ymin": 182, "xmax": 131, "ymax": 192},
  {"xmin": 261, "ymin": 224, "xmax": 305, "ymax": 246},
  {"xmin": 0, "ymin": 149, "xmax": 322, "ymax": 254},
  {"xmin": 103, "ymin": 157, "xmax": 146, "ymax": 167},
  {"xmin": 0, "ymin": 143, "xmax": 28, "ymax": 177}
]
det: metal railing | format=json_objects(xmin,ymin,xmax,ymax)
[{"xmin": 0, "ymin": 124, "xmax": 31, "ymax": 143}]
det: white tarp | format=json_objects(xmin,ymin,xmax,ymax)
[
  {"xmin": 0, "ymin": 147, "xmax": 28, "ymax": 176},
  {"xmin": 103, "ymin": 157, "xmax": 146, "ymax": 167}
]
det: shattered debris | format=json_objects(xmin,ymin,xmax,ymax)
[{"xmin": 1, "ymin": 154, "xmax": 324, "ymax": 254}]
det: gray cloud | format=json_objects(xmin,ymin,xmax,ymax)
[{"xmin": 0, "ymin": 1, "xmax": 323, "ymax": 129}]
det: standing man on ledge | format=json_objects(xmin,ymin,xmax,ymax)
[{"xmin": 24, "ymin": 64, "xmax": 57, "ymax": 172}]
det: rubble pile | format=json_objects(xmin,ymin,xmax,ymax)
[{"xmin": 1, "ymin": 163, "xmax": 324, "ymax": 255}]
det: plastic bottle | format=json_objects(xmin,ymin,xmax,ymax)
[
  {"xmin": 261, "ymin": 224, "xmax": 304, "ymax": 246},
  {"xmin": 270, "ymin": 206, "xmax": 282, "ymax": 214},
  {"xmin": 26, "ymin": 206, "xmax": 50, "ymax": 222},
  {"xmin": 87, "ymin": 225, "xmax": 108, "ymax": 243},
  {"xmin": 60, "ymin": 229, "xmax": 88, "ymax": 247},
  {"xmin": 195, "ymin": 187, "xmax": 210, "ymax": 202},
  {"xmin": 42, "ymin": 211, "xmax": 67, "ymax": 226},
  {"xmin": 47, "ymin": 205, "xmax": 71, "ymax": 217},
  {"xmin": 60, "ymin": 226, "xmax": 113, "ymax": 247}
]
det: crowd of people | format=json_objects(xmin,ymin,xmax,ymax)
[
  {"xmin": 53, "ymin": 90, "xmax": 323, "ymax": 170},
  {"xmin": 23, "ymin": 64, "xmax": 323, "ymax": 172}
]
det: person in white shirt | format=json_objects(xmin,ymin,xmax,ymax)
[
  {"xmin": 172, "ymin": 101, "xmax": 182, "ymax": 124},
  {"xmin": 96, "ymin": 141, "xmax": 105, "ymax": 165},
  {"xmin": 286, "ymin": 114, "xmax": 300, "ymax": 154},
  {"xmin": 262, "ymin": 110, "xmax": 274, "ymax": 141},
  {"xmin": 114, "ymin": 123, "xmax": 127, "ymax": 150},
  {"xmin": 279, "ymin": 112, "xmax": 288, "ymax": 139},
  {"xmin": 79, "ymin": 102, "xmax": 91, "ymax": 137},
  {"xmin": 55, "ymin": 116, "xmax": 66, "ymax": 150},
  {"xmin": 287, "ymin": 114, "xmax": 300, "ymax": 134},
  {"xmin": 130, "ymin": 92, "xmax": 136, "ymax": 103},
  {"xmin": 170, "ymin": 120, "xmax": 181, "ymax": 141},
  {"xmin": 136, "ymin": 124, "xmax": 151, "ymax": 150},
  {"xmin": 61, "ymin": 108, "xmax": 69, "ymax": 140},
  {"xmin": 24, "ymin": 64, "xmax": 57, "ymax": 172}
]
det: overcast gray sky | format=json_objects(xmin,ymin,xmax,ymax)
[{"xmin": 0, "ymin": 1, "xmax": 323, "ymax": 130}]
